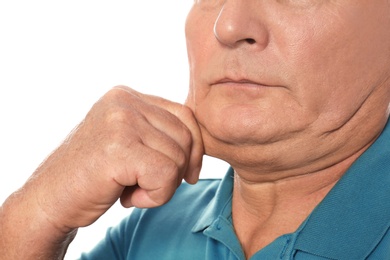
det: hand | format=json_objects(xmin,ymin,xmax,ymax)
[{"xmin": 27, "ymin": 86, "xmax": 204, "ymax": 230}]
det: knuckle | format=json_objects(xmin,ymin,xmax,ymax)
[
  {"xmin": 162, "ymin": 138, "xmax": 188, "ymax": 170},
  {"xmin": 102, "ymin": 134, "xmax": 126, "ymax": 158},
  {"xmin": 180, "ymin": 127, "xmax": 193, "ymax": 150},
  {"xmin": 178, "ymin": 103, "xmax": 192, "ymax": 115},
  {"xmin": 152, "ymin": 189, "xmax": 174, "ymax": 206},
  {"xmin": 98, "ymin": 133, "xmax": 134, "ymax": 166},
  {"xmin": 174, "ymin": 147, "xmax": 187, "ymax": 169},
  {"xmin": 105, "ymin": 87, "xmax": 128, "ymax": 101},
  {"xmin": 178, "ymin": 105, "xmax": 195, "ymax": 121},
  {"xmin": 161, "ymin": 158, "xmax": 180, "ymax": 179},
  {"xmin": 104, "ymin": 86, "xmax": 142, "ymax": 107},
  {"xmin": 167, "ymin": 156, "xmax": 180, "ymax": 173},
  {"xmin": 102, "ymin": 104, "xmax": 144, "ymax": 129},
  {"xmin": 104, "ymin": 108, "xmax": 129, "ymax": 125}
]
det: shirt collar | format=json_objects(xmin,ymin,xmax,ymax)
[
  {"xmin": 294, "ymin": 119, "xmax": 390, "ymax": 259},
  {"xmin": 192, "ymin": 167, "xmax": 234, "ymax": 233},
  {"xmin": 192, "ymin": 120, "xmax": 390, "ymax": 259}
]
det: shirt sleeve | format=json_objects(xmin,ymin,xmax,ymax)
[{"xmin": 78, "ymin": 208, "xmax": 143, "ymax": 260}]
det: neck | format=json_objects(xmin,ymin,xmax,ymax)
[{"xmin": 231, "ymin": 146, "xmax": 368, "ymax": 258}]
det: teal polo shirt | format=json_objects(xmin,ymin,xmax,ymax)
[{"xmin": 80, "ymin": 121, "xmax": 390, "ymax": 259}]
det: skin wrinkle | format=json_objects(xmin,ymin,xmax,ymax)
[
  {"xmin": 1, "ymin": 1, "xmax": 390, "ymax": 259},
  {"xmin": 185, "ymin": 1, "xmax": 390, "ymax": 257},
  {"xmin": 232, "ymin": 168, "xmax": 340, "ymax": 219},
  {"xmin": 201, "ymin": 5, "xmax": 384, "ymax": 152}
]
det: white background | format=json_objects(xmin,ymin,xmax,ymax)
[{"xmin": 0, "ymin": 1, "xmax": 228, "ymax": 259}]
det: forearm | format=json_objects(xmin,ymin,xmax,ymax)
[{"xmin": 0, "ymin": 188, "xmax": 77, "ymax": 260}]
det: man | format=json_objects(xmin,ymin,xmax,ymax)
[{"xmin": 1, "ymin": 1, "xmax": 390, "ymax": 259}]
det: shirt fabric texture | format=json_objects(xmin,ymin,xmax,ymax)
[{"xmin": 80, "ymin": 121, "xmax": 390, "ymax": 259}]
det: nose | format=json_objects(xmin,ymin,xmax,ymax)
[{"xmin": 213, "ymin": 2, "xmax": 269, "ymax": 49}]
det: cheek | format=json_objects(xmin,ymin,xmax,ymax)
[
  {"xmin": 278, "ymin": 4, "xmax": 390, "ymax": 125},
  {"xmin": 185, "ymin": 7, "xmax": 218, "ymax": 109}
]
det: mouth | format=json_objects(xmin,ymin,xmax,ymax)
[
  {"xmin": 208, "ymin": 76, "xmax": 285, "ymax": 100},
  {"xmin": 211, "ymin": 77, "xmax": 275, "ymax": 88}
]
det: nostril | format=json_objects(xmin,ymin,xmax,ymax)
[{"xmin": 245, "ymin": 38, "xmax": 256, "ymax": 44}]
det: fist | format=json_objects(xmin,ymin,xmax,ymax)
[{"xmin": 32, "ymin": 86, "xmax": 204, "ymax": 229}]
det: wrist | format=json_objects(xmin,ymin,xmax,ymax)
[{"xmin": 0, "ymin": 188, "xmax": 77, "ymax": 259}]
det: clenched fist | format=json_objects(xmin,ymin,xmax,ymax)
[
  {"xmin": 42, "ymin": 86, "xmax": 204, "ymax": 227},
  {"xmin": 0, "ymin": 86, "xmax": 204, "ymax": 259}
]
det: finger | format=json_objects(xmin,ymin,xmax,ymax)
[
  {"xmin": 137, "ymin": 117, "xmax": 190, "ymax": 186},
  {"xmin": 111, "ymin": 86, "xmax": 193, "ymax": 166},
  {"xmin": 135, "ymin": 92, "xmax": 204, "ymax": 183},
  {"xmin": 113, "ymin": 86, "xmax": 204, "ymax": 183},
  {"xmin": 116, "ymin": 142, "xmax": 181, "ymax": 208},
  {"xmin": 172, "ymin": 105, "xmax": 204, "ymax": 184}
]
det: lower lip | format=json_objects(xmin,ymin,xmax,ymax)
[{"xmin": 212, "ymin": 82, "xmax": 271, "ymax": 98}]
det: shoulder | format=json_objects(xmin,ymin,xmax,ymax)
[
  {"xmin": 132, "ymin": 178, "xmax": 221, "ymax": 225},
  {"xmin": 168, "ymin": 178, "xmax": 222, "ymax": 207},
  {"xmin": 80, "ymin": 179, "xmax": 222, "ymax": 259},
  {"xmin": 117, "ymin": 179, "xmax": 222, "ymax": 258}
]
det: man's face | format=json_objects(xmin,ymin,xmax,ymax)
[{"xmin": 185, "ymin": 0, "xmax": 390, "ymax": 173}]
